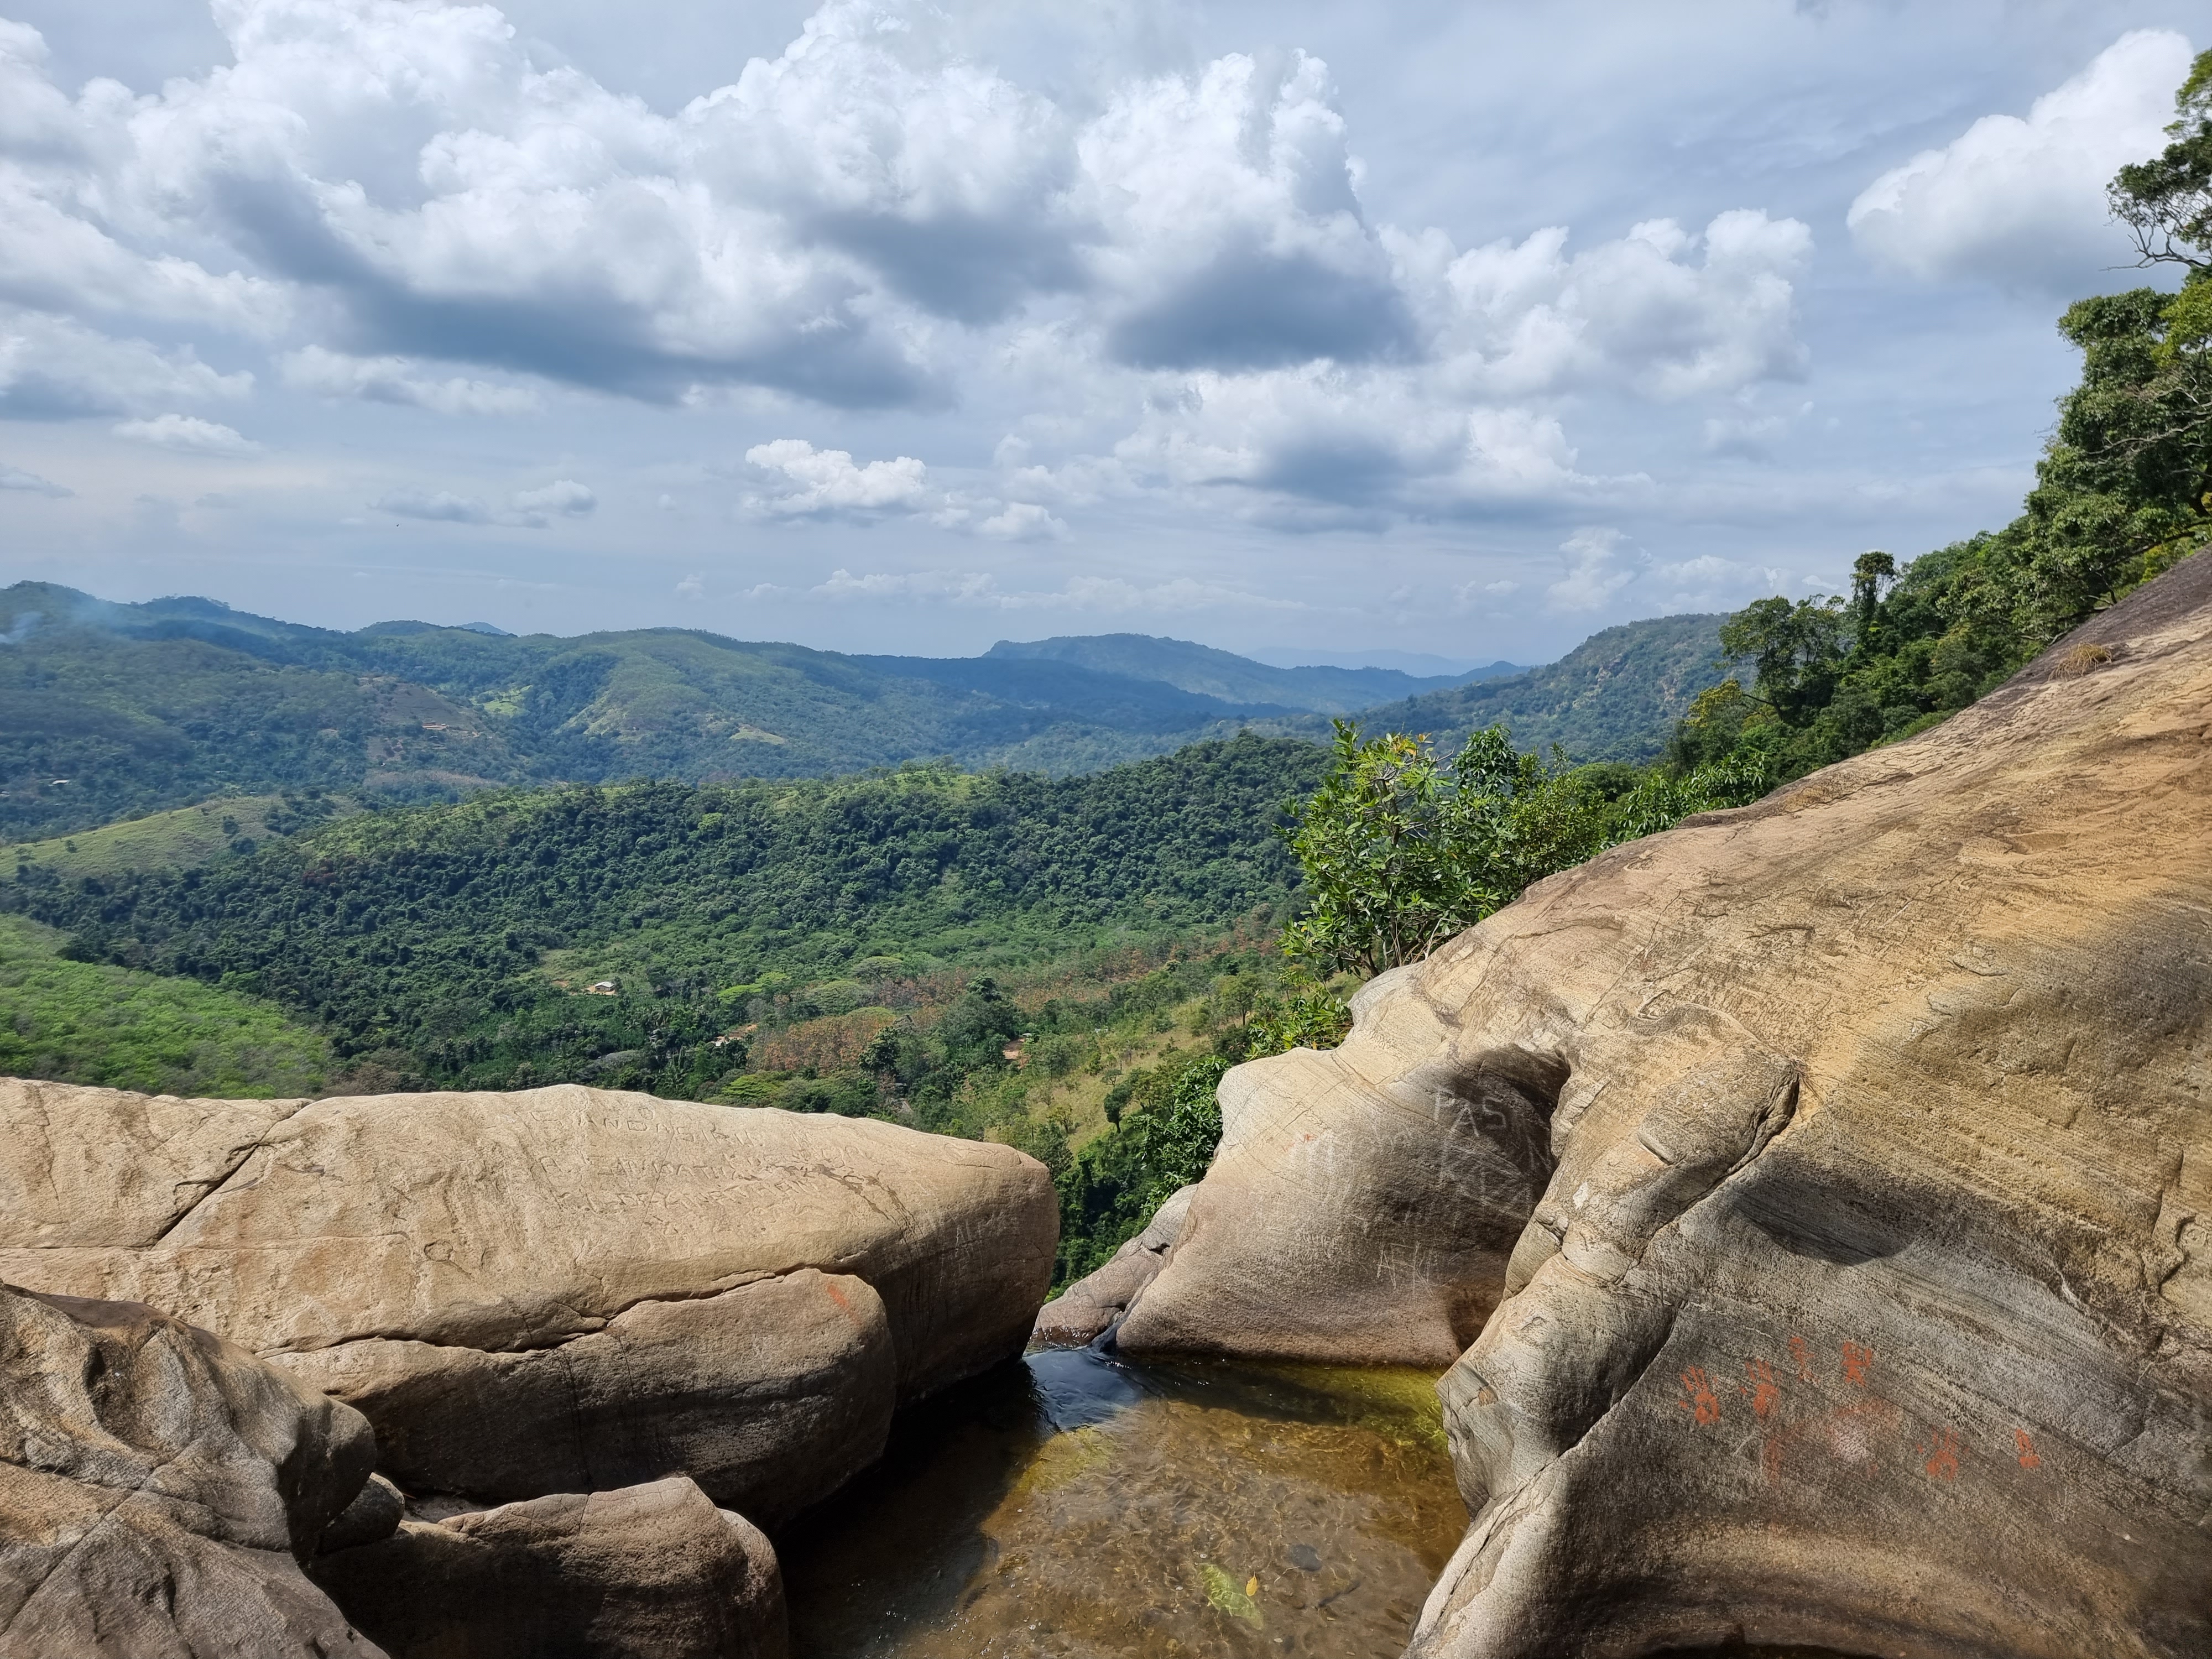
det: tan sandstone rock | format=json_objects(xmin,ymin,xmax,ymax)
[
  {"xmin": 1032, "ymin": 1183, "xmax": 1197, "ymax": 1347},
  {"xmin": 0, "ymin": 1282, "xmax": 382, "ymax": 1658},
  {"xmin": 1116, "ymin": 552, "xmax": 2212, "ymax": 1658},
  {"xmin": 310, "ymin": 1475, "xmax": 785, "ymax": 1659},
  {"xmin": 298, "ymin": 1269, "xmax": 896, "ymax": 1526},
  {"xmin": 0, "ymin": 1086, "xmax": 1056, "ymax": 1520}
]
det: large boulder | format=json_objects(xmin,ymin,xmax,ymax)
[
  {"xmin": 1115, "ymin": 552, "xmax": 2212, "ymax": 1658},
  {"xmin": 0, "ymin": 1087, "xmax": 1056, "ymax": 1520},
  {"xmin": 311, "ymin": 1477, "xmax": 785, "ymax": 1659},
  {"xmin": 1031, "ymin": 1183, "xmax": 1197, "ymax": 1348},
  {"xmin": 0, "ymin": 1282, "xmax": 382, "ymax": 1658}
]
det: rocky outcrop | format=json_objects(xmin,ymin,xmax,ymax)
[
  {"xmin": 1032, "ymin": 1183, "xmax": 1197, "ymax": 1347},
  {"xmin": 298, "ymin": 1269, "xmax": 895, "ymax": 1526},
  {"xmin": 1112, "ymin": 553, "xmax": 2212, "ymax": 1658},
  {"xmin": 0, "ymin": 1086, "xmax": 1057, "ymax": 1520},
  {"xmin": 311, "ymin": 1477, "xmax": 785, "ymax": 1659},
  {"xmin": 0, "ymin": 1282, "xmax": 382, "ymax": 1658}
]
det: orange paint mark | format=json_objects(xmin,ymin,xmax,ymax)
[
  {"xmin": 1736, "ymin": 1358, "xmax": 1781, "ymax": 1419},
  {"xmin": 1922, "ymin": 1427, "xmax": 1960, "ymax": 1481},
  {"xmin": 1677, "ymin": 1366, "xmax": 1721, "ymax": 1426},
  {"xmin": 1786, "ymin": 1333, "xmax": 1813, "ymax": 1383},
  {"xmin": 1840, "ymin": 1341, "xmax": 1874, "ymax": 1386},
  {"xmin": 2014, "ymin": 1428, "xmax": 2042, "ymax": 1470}
]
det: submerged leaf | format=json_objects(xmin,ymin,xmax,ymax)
[{"xmin": 1200, "ymin": 1562, "xmax": 1262, "ymax": 1624}]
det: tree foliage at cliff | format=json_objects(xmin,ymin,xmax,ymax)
[
  {"xmin": 1683, "ymin": 51, "xmax": 2212, "ymax": 784},
  {"xmin": 1280, "ymin": 720, "xmax": 1768, "ymax": 978}
]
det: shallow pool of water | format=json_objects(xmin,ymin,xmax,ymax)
[{"xmin": 779, "ymin": 1345, "xmax": 1470, "ymax": 1658}]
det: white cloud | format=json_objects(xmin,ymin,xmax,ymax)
[
  {"xmin": 1847, "ymin": 30, "xmax": 2193, "ymax": 289},
  {"xmin": 0, "ymin": 462, "xmax": 69, "ymax": 496},
  {"xmin": 674, "ymin": 572, "xmax": 705, "ymax": 599},
  {"xmin": 746, "ymin": 438, "xmax": 930, "ymax": 517},
  {"xmin": 281, "ymin": 347, "xmax": 541, "ymax": 415},
  {"xmin": 372, "ymin": 479, "xmax": 596, "ymax": 527},
  {"xmin": 804, "ymin": 567, "xmax": 1300, "ymax": 612},
  {"xmin": 0, "ymin": 306, "xmax": 252, "ymax": 417},
  {"xmin": 1402, "ymin": 210, "xmax": 1814, "ymax": 401},
  {"xmin": 1075, "ymin": 51, "xmax": 1414, "ymax": 371},
  {"xmin": 112, "ymin": 413, "xmax": 262, "ymax": 455},
  {"xmin": 1546, "ymin": 527, "xmax": 1640, "ymax": 613},
  {"xmin": 512, "ymin": 479, "xmax": 596, "ymax": 519},
  {"xmin": 375, "ymin": 488, "xmax": 494, "ymax": 525},
  {"xmin": 811, "ymin": 567, "xmax": 998, "ymax": 603},
  {"xmin": 975, "ymin": 500, "xmax": 1070, "ymax": 541}
]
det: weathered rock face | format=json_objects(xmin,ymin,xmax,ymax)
[
  {"xmin": 0, "ymin": 1282, "xmax": 382, "ymax": 1658},
  {"xmin": 1115, "ymin": 554, "xmax": 2212, "ymax": 1658},
  {"xmin": 0, "ymin": 1086, "xmax": 1057, "ymax": 1519},
  {"xmin": 300, "ymin": 1269, "xmax": 895, "ymax": 1526},
  {"xmin": 311, "ymin": 1476, "xmax": 786, "ymax": 1659},
  {"xmin": 1032, "ymin": 1183, "xmax": 1197, "ymax": 1348}
]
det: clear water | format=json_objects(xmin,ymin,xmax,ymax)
[{"xmin": 779, "ymin": 1346, "xmax": 1470, "ymax": 1659}]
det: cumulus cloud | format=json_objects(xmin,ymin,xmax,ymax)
[
  {"xmin": 1848, "ymin": 30, "xmax": 2193, "ymax": 289},
  {"xmin": 112, "ymin": 413, "xmax": 262, "ymax": 456},
  {"xmin": 0, "ymin": 307, "xmax": 252, "ymax": 418},
  {"xmin": 1078, "ymin": 51, "xmax": 1415, "ymax": 371},
  {"xmin": 374, "ymin": 478, "xmax": 597, "ymax": 527},
  {"xmin": 1546, "ymin": 527, "xmax": 1641, "ymax": 613},
  {"xmin": 1401, "ymin": 210, "xmax": 1815, "ymax": 401},
  {"xmin": 1113, "ymin": 364, "xmax": 1623, "ymax": 518},
  {"xmin": 976, "ymin": 501, "xmax": 1070, "ymax": 541},
  {"xmin": 375, "ymin": 488, "xmax": 495, "ymax": 525},
  {"xmin": 0, "ymin": 461, "xmax": 69, "ymax": 495},
  {"xmin": 746, "ymin": 438, "xmax": 930, "ymax": 517},
  {"xmin": 0, "ymin": 0, "xmax": 1827, "ymax": 545},
  {"xmin": 512, "ymin": 479, "xmax": 597, "ymax": 520},
  {"xmin": 281, "ymin": 347, "xmax": 541, "ymax": 415},
  {"xmin": 806, "ymin": 567, "xmax": 1300, "ymax": 611}
]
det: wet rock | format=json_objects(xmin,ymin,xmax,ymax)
[
  {"xmin": 0, "ymin": 1087, "xmax": 1056, "ymax": 1519},
  {"xmin": 311, "ymin": 1475, "xmax": 785, "ymax": 1659},
  {"xmin": 1032, "ymin": 1184, "xmax": 1197, "ymax": 1347},
  {"xmin": 1118, "ymin": 553, "xmax": 2212, "ymax": 1658},
  {"xmin": 0, "ymin": 1282, "xmax": 381, "ymax": 1658}
]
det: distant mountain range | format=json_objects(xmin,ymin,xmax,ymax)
[
  {"xmin": 0, "ymin": 581, "xmax": 1726, "ymax": 838},
  {"xmin": 977, "ymin": 633, "xmax": 1522, "ymax": 712}
]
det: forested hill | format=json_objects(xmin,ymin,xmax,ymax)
[
  {"xmin": 1334, "ymin": 613, "xmax": 1728, "ymax": 762},
  {"xmin": 7, "ymin": 735, "xmax": 1327, "ymax": 1094},
  {"xmin": 0, "ymin": 583, "xmax": 1301, "ymax": 836},
  {"xmin": 979, "ymin": 633, "xmax": 1517, "ymax": 712},
  {"xmin": 0, "ymin": 581, "xmax": 1715, "ymax": 838}
]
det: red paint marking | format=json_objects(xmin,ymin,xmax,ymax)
[
  {"xmin": 1677, "ymin": 1366, "xmax": 1721, "ymax": 1426},
  {"xmin": 1736, "ymin": 1358, "xmax": 1781, "ymax": 1419},
  {"xmin": 2015, "ymin": 1428, "xmax": 2042, "ymax": 1470},
  {"xmin": 1840, "ymin": 1341, "xmax": 1874, "ymax": 1386},
  {"xmin": 1786, "ymin": 1333, "xmax": 1813, "ymax": 1383},
  {"xmin": 1922, "ymin": 1427, "xmax": 1961, "ymax": 1481}
]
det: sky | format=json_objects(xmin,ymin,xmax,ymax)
[{"xmin": 0, "ymin": 1, "xmax": 2199, "ymax": 666}]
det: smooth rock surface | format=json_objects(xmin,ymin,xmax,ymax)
[
  {"xmin": 1032, "ymin": 1183, "xmax": 1197, "ymax": 1347},
  {"xmin": 0, "ymin": 1087, "xmax": 1056, "ymax": 1518},
  {"xmin": 0, "ymin": 1282, "xmax": 382, "ymax": 1658},
  {"xmin": 299, "ymin": 1270, "xmax": 895, "ymax": 1526},
  {"xmin": 1116, "ymin": 553, "xmax": 2212, "ymax": 1658},
  {"xmin": 311, "ymin": 1475, "xmax": 785, "ymax": 1659}
]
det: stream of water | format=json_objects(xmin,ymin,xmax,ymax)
[{"xmin": 779, "ymin": 1345, "xmax": 1470, "ymax": 1659}]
